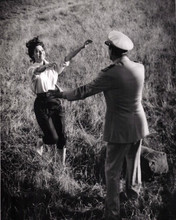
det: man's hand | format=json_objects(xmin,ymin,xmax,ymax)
[{"xmin": 47, "ymin": 90, "xmax": 63, "ymax": 99}]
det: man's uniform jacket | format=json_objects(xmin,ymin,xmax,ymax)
[{"xmin": 63, "ymin": 56, "xmax": 149, "ymax": 143}]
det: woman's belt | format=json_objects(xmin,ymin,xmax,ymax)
[
  {"xmin": 37, "ymin": 90, "xmax": 56, "ymax": 98},
  {"xmin": 37, "ymin": 91, "xmax": 61, "ymax": 104},
  {"xmin": 37, "ymin": 92, "xmax": 49, "ymax": 98}
]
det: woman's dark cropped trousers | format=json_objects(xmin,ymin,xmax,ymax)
[{"xmin": 34, "ymin": 94, "xmax": 66, "ymax": 149}]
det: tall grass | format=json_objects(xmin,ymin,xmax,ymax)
[{"xmin": 1, "ymin": 0, "xmax": 175, "ymax": 219}]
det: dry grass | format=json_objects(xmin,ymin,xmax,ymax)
[{"xmin": 1, "ymin": 0, "xmax": 175, "ymax": 219}]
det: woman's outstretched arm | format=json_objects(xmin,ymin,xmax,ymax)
[{"xmin": 64, "ymin": 39, "xmax": 92, "ymax": 62}]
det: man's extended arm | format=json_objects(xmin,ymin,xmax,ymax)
[{"xmin": 50, "ymin": 71, "xmax": 115, "ymax": 101}]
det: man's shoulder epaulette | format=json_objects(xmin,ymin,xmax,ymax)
[{"xmin": 101, "ymin": 64, "xmax": 115, "ymax": 72}]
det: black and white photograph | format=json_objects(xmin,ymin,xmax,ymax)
[{"xmin": 1, "ymin": 0, "xmax": 175, "ymax": 219}]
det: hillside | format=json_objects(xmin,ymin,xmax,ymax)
[{"xmin": 1, "ymin": 0, "xmax": 175, "ymax": 219}]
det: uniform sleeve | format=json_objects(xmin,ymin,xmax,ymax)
[{"xmin": 63, "ymin": 71, "xmax": 115, "ymax": 101}]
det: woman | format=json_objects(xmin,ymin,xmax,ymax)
[
  {"xmin": 26, "ymin": 37, "xmax": 91, "ymax": 165},
  {"xmin": 26, "ymin": 37, "xmax": 69, "ymax": 165}
]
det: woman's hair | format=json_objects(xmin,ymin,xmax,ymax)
[{"xmin": 26, "ymin": 37, "xmax": 45, "ymax": 62}]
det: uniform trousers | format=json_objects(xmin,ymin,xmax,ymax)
[
  {"xmin": 34, "ymin": 93, "xmax": 66, "ymax": 149},
  {"xmin": 105, "ymin": 140, "xmax": 142, "ymax": 219}
]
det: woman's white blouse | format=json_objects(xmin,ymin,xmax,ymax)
[{"xmin": 27, "ymin": 60, "xmax": 63, "ymax": 94}]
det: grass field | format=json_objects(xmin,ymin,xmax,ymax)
[{"xmin": 1, "ymin": 0, "xmax": 176, "ymax": 219}]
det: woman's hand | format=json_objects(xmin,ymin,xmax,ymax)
[
  {"xmin": 63, "ymin": 61, "xmax": 70, "ymax": 67},
  {"xmin": 57, "ymin": 61, "xmax": 70, "ymax": 75},
  {"xmin": 34, "ymin": 66, "xmax": 46, "ymax": 75},
  {"xmin": 45, "ymin": 63, "xmax": 57, "ymax": 69},
  {"xmin": 34, "ymin": 63, "xmax": 58, "ymax": 75},
  {"xmin": 83, "ymin": 39, "xmax": 93, "ymax": 48}
]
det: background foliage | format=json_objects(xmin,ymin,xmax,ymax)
[{"xmin": 1, "ymin": 0, "xmax": 175, "ymax": 219}]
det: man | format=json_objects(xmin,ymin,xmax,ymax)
[{"xmin": 51, "ymin": 30, "xmax": 149, "ymax": 219}]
